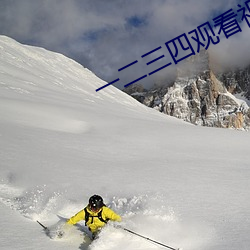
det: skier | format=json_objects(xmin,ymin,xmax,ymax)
[{"xmin": 66, "ymin": 194, "xmax": 121, "ymax": 239}]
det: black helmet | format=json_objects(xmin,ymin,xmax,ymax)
[{"xmin": 89, "ymin": 195, "xmax": 104, "ymax": 210}]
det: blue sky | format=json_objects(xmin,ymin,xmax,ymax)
[{"xmin": 0, "ymin": 0, "xmax": 250, "ymax": 90}]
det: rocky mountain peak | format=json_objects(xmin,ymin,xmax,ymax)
[
  {"xmin": 124, "ymin": 49, "xmax": 250, "ymax": 130},
  {"xmin": 177, "ymin": 49, "xmax": 210, "ymax": 79}
]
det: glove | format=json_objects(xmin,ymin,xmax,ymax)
[
  {"xmin": 56, "ymin": 230, "xmax": 64, "ymax": 238},
  {"xmin": 55, "ymin": 223, "xmax": 71, "ymax": 238}
]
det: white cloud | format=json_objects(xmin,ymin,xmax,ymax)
[
  {"xmin": 0, "ymin": 0, "xmax": 248, "ymax": 89},
  {"xmin": 210, "ymin": 22, "xmax": 250, "ymax": 70}
]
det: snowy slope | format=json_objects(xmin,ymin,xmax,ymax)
[{"xmin": 0, "ymin": 36, "xmax": 250, "ymax": 250}]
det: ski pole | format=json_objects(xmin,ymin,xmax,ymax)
[
  {"xmin": 122, "ymin": 227, "xmax": 180, "ymax": 250},
  {"xmin": 37, "ymin": 220, "xmax": 48, "ymax": 231}
]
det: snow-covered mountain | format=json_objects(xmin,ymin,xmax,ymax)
[
  {"xmin": 0, "ymin": 36, "xmax": 250, "ymax": 250},
  {"xmin": 124, "ymin": 50, "xmax": 250, "ymax": 130}
]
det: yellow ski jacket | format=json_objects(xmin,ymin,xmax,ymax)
[{"xmin": 67, "ymin": 206, "xmax": 121, "ymax": 233}]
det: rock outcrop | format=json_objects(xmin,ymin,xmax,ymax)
[{"xmin": 124, "ymin": 50, "xmax": 250, "ymax": 130}]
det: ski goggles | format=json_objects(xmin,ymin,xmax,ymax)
[{"xmin": 89, "ymin": 205, "xmax": 101, "ymax": 212}]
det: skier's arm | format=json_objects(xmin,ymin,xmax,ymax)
[
  {"xmin": 67, "ymin": 209, "xmax": 85, "ymax": 225},
  {"xmin": 104, "ymin": 207, "xmax": 122, "ymax": 222}
]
